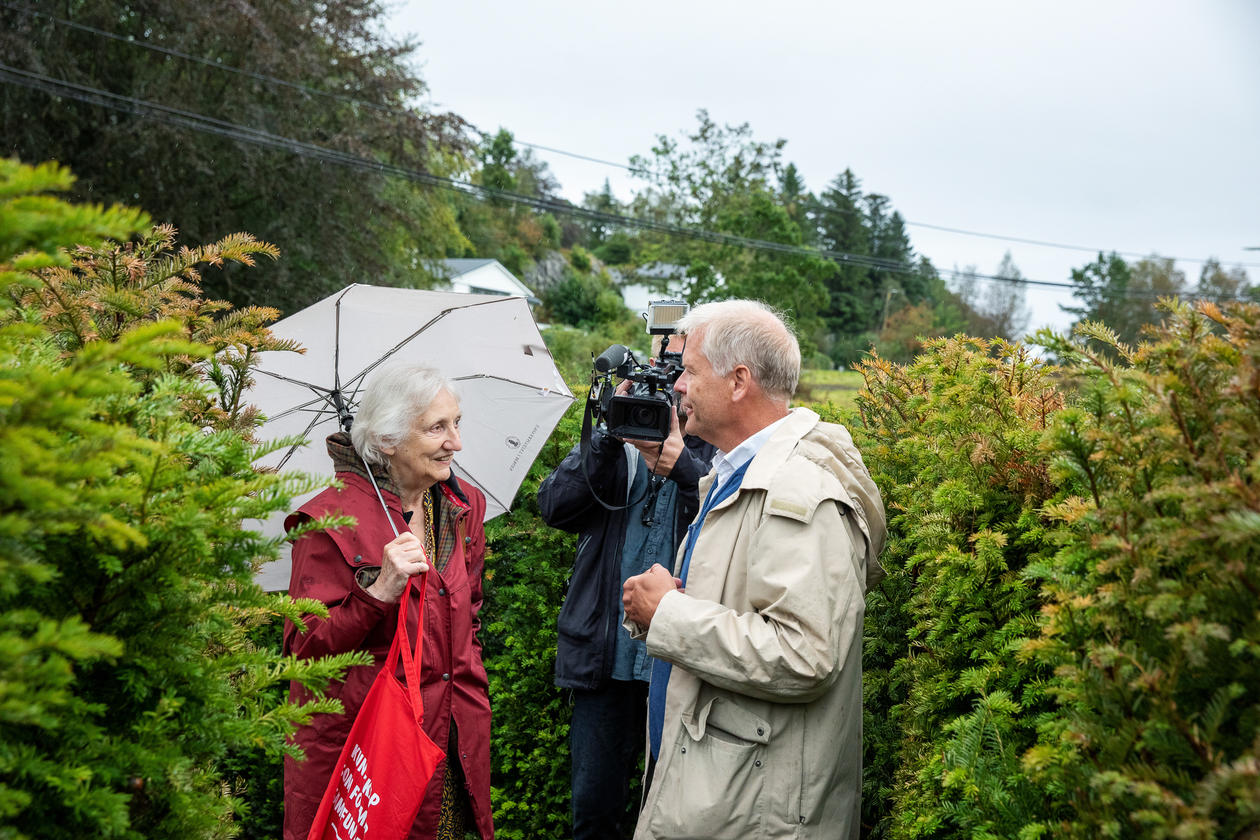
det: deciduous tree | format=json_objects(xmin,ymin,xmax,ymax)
[{"xmin": 0, "ymin": 0, "xmax": 470, "ymax": 313}]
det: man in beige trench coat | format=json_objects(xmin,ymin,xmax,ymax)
[{"xmin": 622, "ymin": 299, "xmax": 886, "ymax": 840}]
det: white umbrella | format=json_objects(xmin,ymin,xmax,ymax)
[{"xmin": 245, "ymin": 284, "xmax": 573, "ymax": 591}]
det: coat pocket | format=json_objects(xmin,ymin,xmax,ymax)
[{"xmin": 647, "ymin": 697, "xmax": 771, "ymax": 839}]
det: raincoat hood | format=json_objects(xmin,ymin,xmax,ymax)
[{"xmin": 739, "ymin": 407, "xmax": 886, "ymax": 591}]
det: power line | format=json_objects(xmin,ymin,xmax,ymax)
[
  {"xmin": 2, "ymin": 61, "xmax": 1228, "ymax": 305},
  {"xmin": 0, "ymin": 63, "xmax": 924, "ymax": 274},
  {"xmin": 0, "ymin": 1, "xmax": 398, "ymax": 116},
  {"xmin": 12, "ymin": 0, "xmax": 1253, "ymax": 272},
  {"xmin": 0, "ymin": 1, "xmax": 635, "ymax": 173},
  {"xmin": 893, "ymin": 219, "xmax": 1260, "ymax": 270},
  {"xmin": 811, "ymin": 203, "xmax": 1260, "ymax": 270},
  {"xmin": 501, "ymin": 138, "xmax": 639, "ymax": 174}
]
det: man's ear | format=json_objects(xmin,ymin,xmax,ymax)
[{"xmin": 729, "ymin": 364, "xmax": 753, "ymax": 401}]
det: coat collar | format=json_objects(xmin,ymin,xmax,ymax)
[
  {"xmin": 326, "ymin": 431, "xmax": 400, "ymax": 497},
  {"xmin": 752, "ymin": 407, "xmax": 818, "ymax": 485},
  {"xmin": 702, "ymin": 407, "xmax": 819, "ymax": 495}
]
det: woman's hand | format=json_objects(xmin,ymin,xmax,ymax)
[{"xmin": 365, "ymin": 531, "xmax": 430, "ymax": 604}]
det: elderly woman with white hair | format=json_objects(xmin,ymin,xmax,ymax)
[{"xmin": 282, "ymin": 363, "xmax": 494, "ymax": 840}]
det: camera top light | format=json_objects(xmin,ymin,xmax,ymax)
[{"xmin": 645, "ymin": 299, "xmax": 689, "ymax": 335}]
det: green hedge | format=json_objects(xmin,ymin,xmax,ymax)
[
  {"xmin": 855, "ymin": 307, "xmax": 1260, "ymax": 839},
  {"xmin": 481, "ymin": 402, "xmax": 584, "ymax": 838}
]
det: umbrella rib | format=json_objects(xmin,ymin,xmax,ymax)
[
  {"xmin": 338, "ymin": 296, "xmax": 520, "ymax": 397},
  {"xmin": 254, "ymin": 368, "xmax": 336, "ymax": 394},
  {"xmin": 452, "ymin": 462, "xmax": 511, "ymax": 514},
  {"xmin": 331, "ymin": 285, "xmax": 359, "ymax": 425},
  {"xmin": 275, "ymin": 405, "xmax": 334, "ymax": 471},
  {"xmin": 449, "ymin": 372, "xmax": 574, "ymax": 397},
  {"xmin": 251, "ymin": 370, "xmax": 343, "ymax": 422}
]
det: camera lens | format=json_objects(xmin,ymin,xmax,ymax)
[{"xmin": 631, "ymin": 406, "xmax": 657, "ymax": 427}]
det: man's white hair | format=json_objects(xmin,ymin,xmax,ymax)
[
  {"xmin": 676, "ymin": 300, "xmax": 800, "ymax": 401},
  {"xmin": 351, "ymin": 363, "xmax": 458, "ymax": 466}
]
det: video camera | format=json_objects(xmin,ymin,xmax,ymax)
[{"xmin": 587, "ymin": 299, "xmax": 689, "ymax": 442}]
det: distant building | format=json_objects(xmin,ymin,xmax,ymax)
[
  {"xmin": 619, "ymin": 262, "xmax": 692, "ymax": 314},
  {"xmin": 435, "ymin": 258, "xmax": 539, "ymax": 304}
]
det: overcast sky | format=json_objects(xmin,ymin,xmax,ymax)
[{"xmin": 391, "ymin": 1, "xmax": 1259, "ymax": 334}]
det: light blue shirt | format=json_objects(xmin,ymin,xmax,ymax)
[{"xmin": 711, "ymin": 414, "xmax": 790, "ymax": 488}]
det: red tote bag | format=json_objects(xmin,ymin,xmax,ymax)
[{"xmin": 306, "ymin": 575, "xmax": 446, "ymax": 840}]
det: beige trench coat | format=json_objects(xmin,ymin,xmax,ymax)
[{"xmin": 626, "ymin": 407, "xmax": 886, "ymax": 840}]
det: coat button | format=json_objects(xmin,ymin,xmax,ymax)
[
  {"xmin": 438, "ymin": 587, "xmax": 447, "ymax": 596},
  {"xmin": 680, "ymin": 747, "xmax": 686, "ymax": 754},
  {"xmin": 464, "ymin": 536, "xmax": 471, "ymax": 544},
  {"xmin": 353, "ymin": 555, "xmax": 362, "ymax": 562},
  {"xmin": 756, "ymin": 727, "xmax": 764, "ymax": 736},
  {"xmin": 754, "ymin": 759, "xmax": 762, "ymax": 768},
  {"xmin": 442, "ymin": 673, "xmax": 451, "ymax": 681}
]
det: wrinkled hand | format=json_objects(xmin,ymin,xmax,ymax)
[
  {"xmin": 365, "ymin": 531, "xmax": 430, "ymax": 604},
  {"xmin": 623, "ymin": 563, "xmax": 684, "ymax": 628},
  {"xmin": 623, "ymin": 406, "xmax": 684, "ymax": 477}
]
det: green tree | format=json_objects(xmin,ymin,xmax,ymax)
[
  {"xmin": 807, "ymin": 171, "xmax": 949, "ymax": 366},
  {"xmin": 0, "ymin": 159, "xmax": 364, "ymax": 839},
  {"xmin": 453, "ymin": 129, "xmax": 565, "ymax": 272},
  {"xmin": 1063, "ymin": 253, "xmax": 1186, "ymax": 347},
  {"xmin": 628, "ymin": 111, "xmax": 830, "ymax": 350},
  {"xmin": 1195, "ymin": 258, "xmax": 1255, "ymax": 303},
  {"xmin": 866, "ymin": 195, "xmax": 929, "ymax": 306},
  {"xmin": 812, "ymin": 170, "xmax": 878, "ymax": 359},
  {"xmin": 480, "ymin": 129, "xmax": 520, "ymax": 195},
  {"xmin": 0, "ymin": 0, "xmax": 470, "ymax": 314},
  {"xmin": 953, "ymin": 253, "xmax": 1032, "ymax": 341},
  {"xmin": 777, "ymin": 162, "xmax": 811, "ymax": 234},
  {"xmin": 581, "ymin": 179, "xmax": 623, "ymax": 248},
  {"xmin": 541, "ymin": 269, "xmax": 631, "ymax": 332}
]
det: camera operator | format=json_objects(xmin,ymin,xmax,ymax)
[{"xmin": 538, "ymin": 335, "xmax": 715, "ymax": 840}]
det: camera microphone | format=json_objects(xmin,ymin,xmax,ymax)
[{"xmin": 594, "ymin": 343, "xmax": 630, "ymax": 374}]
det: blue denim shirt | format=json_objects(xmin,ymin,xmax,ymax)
[{"xmin": 610, "ymin": 454, "xmax": 680, "ymax": 682}]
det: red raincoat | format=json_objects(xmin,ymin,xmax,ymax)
[{"xmin": 282, "ymin": 471, "xmax": 493, "ymax": 840}]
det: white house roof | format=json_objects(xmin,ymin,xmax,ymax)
[
  {"xmin": 443, "ymin": 258, "xmax": 499, "ymax": 275},
  {"xmin": 430, "ymin": 258, "xmax": 537, "ymax": 302}
]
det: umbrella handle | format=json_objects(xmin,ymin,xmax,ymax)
[{"xmin": 361, "ymin": 453, "xmax": 400, "ymax": 539}]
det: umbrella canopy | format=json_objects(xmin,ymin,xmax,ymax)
[{"xmin": 246, "ymin": 284, "xmax": 573, "ymax": 591}]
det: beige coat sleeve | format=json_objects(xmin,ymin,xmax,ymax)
[{"xmin": 644, "ymin": 499, "xmax": 865, "ymax": 704}]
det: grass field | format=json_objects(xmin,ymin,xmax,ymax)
[{"xmin": 796, "ymin": 368, "xmax": 866, "ymax": 414}]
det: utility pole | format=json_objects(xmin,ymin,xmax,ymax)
[{"xmin": 880, "ymin": 287, "xmax": 902, "ymax": 334}]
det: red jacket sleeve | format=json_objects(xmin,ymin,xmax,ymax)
[{"xmin": 283, "ymin": 518, "xmax": 394, "ymax": 661}]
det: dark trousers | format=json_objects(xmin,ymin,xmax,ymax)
[{"xmin": 570, "ymin": 680, "xmax": 649, "ymax": 840}]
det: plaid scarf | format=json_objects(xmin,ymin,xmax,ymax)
[{"xmin": 326, "ymin": 431, "xmax": 400, "ymax": 497}]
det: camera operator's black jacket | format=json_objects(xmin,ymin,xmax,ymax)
[{"xmin": 538, "ymin": 428, "xmax": 716, "ymax": 691}]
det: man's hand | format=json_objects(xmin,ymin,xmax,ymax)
[
  {"xmin": 623, "ymin": 563, "xmax": 684, "ymax": 628},
  {"xmin": 623, "ymin": 403, "xmax": 684, "ymax": 476},
  {"xmin": 366, "ymin": 531, "xmax": 430, "ymax": 604}
]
